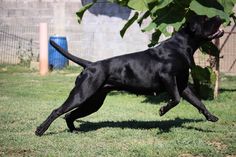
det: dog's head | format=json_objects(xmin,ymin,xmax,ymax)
[{"xmin": 186, "ymin": 15, "xmax": 224, "ymax": 40}]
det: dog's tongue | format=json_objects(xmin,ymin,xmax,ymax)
[
  {"xmin": 209, "ymin": 28, "xmax": 224, "ymax": 39},
  {"xmin": 217, "ymin": 29, "xmax": 224, "ymax": 37}
]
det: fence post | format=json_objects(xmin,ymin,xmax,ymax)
[
  {"xmin": 39, "ymin": 23, "xmax": 48, "ymax": 76},
  {"xmin": 214, "ymin": 38, "xmax": 220, "ymax": 98}
]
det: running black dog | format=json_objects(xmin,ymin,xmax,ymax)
[{"xmin": 35, "ymin": 15, "xmax": 224, "ymax": 136}]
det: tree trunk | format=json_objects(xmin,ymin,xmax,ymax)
[{"xmin": 214, "ymin": 39, "xmax": 220, "ymax": 98}]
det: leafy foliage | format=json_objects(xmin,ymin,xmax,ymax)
[
  {"xmin": 191, "ymin": 65, "xmax": 216, "ymax": 85},
  {"xmin": 191, "ymin": 65, "xmax": 217, "ymax": 99},
  {"xmin": 120, "ymin": 12, "xmax": 139, "ymax": 37},
  {"xmin": 200, "ymin": 42, "xmax": 220, "ymax": 57},
  {"xmin": 77, "ymin": 0, "xmax": 235, "ymax": 44},
  {"xmin": 76, "ymin": 0, "xmax": 97, "ymax": 24},
  {"xmin": 76, "ymin": 0, "xmax": 236, "ymax": 98}
]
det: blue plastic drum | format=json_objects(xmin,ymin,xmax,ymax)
[{"xmin": 48, "ymin": 36, "xmax": 68, "ymax": 69}]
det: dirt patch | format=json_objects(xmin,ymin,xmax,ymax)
[
  {"xmin": 0, "ymin": 67, "xmax": 7, "ymax": 72},
  {"xmin": 0, "ymin": 147, "xmax": 34, "ymax": 156},
  {"xmin": 178, "ymin": 153, "xmax": 202, "ymax": 157},
  {"xmin": 207, "ymin": 140, "xmax": 227, "ymax": 151}
]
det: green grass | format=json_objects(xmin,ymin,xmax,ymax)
[{"xmin": 0, "ymin": 65, "xmax": 236, "ymax": 157}]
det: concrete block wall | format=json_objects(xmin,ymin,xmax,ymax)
[{"xmin": 0, "ymin": 0, "xmax": 151, "ymax": 62}]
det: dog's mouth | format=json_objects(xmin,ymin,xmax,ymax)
[{"xmin": 208, "ymin": 28, "xmax": 224, "ymax": 39}]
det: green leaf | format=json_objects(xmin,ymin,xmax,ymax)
[
  {"xmin": 108, "ymin": 0, "xmax": 129, "ymax": 6},
  {"xmin": 142, "ymin": 22, "xmax": 157, "ymax": 32},
  {"xmin": 191, "ymin": 65, "xmax": 211, "ymax": 83},
  {"xmin": 232, "ymin": 14, "xmax": 236, "ymax": 24},
  {"xmin": 173, "ymin": 0, "xmax": 192, "ymax": 8},
  {"xmin": 142, "ymin": 21, "xmax": 173, "ymax": 46},
  {"xmin": 191, "ymin": 65, "xmax": 215, "ymax": 84},
  {"xmin": 172, "ymin": 17, "xmax": 186, "ymax": 31},
  {"xmin": 149, "ymin": 0, "xmax": 173, "ymax": 15},
  {"xmin": 157, "ymin": 23, "xmax": 171, "ymax": 37},
  {"xmin": 128, "ymin": 0, "xmax": 148, "ymax": 11},
  {"xmin": 146, "ymin": 0, "xmax": 157, "ymax": 3},
  {"xmin": 152, "ymin": 3, "xmax": 186, "ymax": 30},
  {"xmin": 217, "ymin": 0, "xmax": 236, "ymax": 15},
  {"xmin": 191, "ymin": 65, "xmax": 216, "ymax": 99},
  {"xmin": 209, "ymin": 67, "xmax": 217, "ymax": 85},
  {"xmin": 120, "ymin": 12, "xmax": 139, "ymax": 37},
  {"xmin": 189, "ymin": 0, "xmax": 230, "ymax": 25},
  {"xmin": 76, "ymin": 1, "xmax": 96, "ymax": 24},
  {"xmin": 143, "ymin": 2, "xmax": 186, "ymax": 43},
  {"xmin": 137, "ymin": 11, "xmax": 150, "ymax": 26},
  {"xmin": 200, "ymin": 41, "xmax": 220, "ymax": 57},
  {"xmin": 148, "ymin": 30, "xmax": 162, "ymax": 47}
]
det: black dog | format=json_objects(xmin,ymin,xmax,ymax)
[{"xmin": 35, "ymin": 15, "xmax": 224, "ymax": 136}]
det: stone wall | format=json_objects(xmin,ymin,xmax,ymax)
[{"xmin": 0, "ymin": 0, "xmax": 150, "ymax": 62}]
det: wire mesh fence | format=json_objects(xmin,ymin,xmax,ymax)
[
  {"xmin": 0, "ymin": 25, "xmax": 39, "ymax": 66},
  {"xmin": 220, "ymin": 29, "xmax": 236, "ymax": 74},
  {"xmin": 0, "ymin": 25, "xmax": 95, "ymax": 67},
  {"xmin": 191, "ymin": 26, "xmax": 236, "ymax": 75},
  {"xmin": 0, "ymin": 24, "xmax": 235, "ymax": 74}
]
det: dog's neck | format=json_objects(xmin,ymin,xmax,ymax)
[
  {"xmin": 171, "ymin": 28, "xmax": 206, "ymax": 68},
  {"xmin": 175, "ymin": 28, "xmax": 204, "ymax": 53}
]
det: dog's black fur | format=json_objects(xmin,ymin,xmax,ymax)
[{"xmin": 35, "ymin": 15, "xmax": 224, "ymax": 136}]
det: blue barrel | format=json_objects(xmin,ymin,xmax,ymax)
[{"xmin": 48, "ymin": 36, "xmax": 68, "ymax": 69}]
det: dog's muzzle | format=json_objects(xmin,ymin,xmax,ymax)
[{"xmin": 208, "ymin": 28, "xmax": 224, "ymax": 39}]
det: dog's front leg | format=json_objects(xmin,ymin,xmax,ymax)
[
  {"xmin": 181, "ymin": 86, "xmax": 218, "ymax": 122},
  {"xmin": 159, "ymin": 75, "xmax": 181, "ymax": 116}
]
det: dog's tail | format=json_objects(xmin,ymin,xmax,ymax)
[{"xmin": 49, "ymin": 40, "xmax": 92, "ymax": 68}]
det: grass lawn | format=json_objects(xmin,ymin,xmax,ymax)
[{"xmin": 0, "ymin": 65, "xmax": 236, "ymax": 157}]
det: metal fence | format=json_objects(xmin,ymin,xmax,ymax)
[
  {"xmin": 220, "ymin": 27, "xmax": 236, "ymax": 74},
  {"xmin": 194, "ymin": 25, "xmax": 236, "ymax": 75},
  {"xmin": 0, "ymin": 25, "xmax": 39, "ymax": 65}
]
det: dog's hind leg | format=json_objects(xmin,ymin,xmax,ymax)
[
  {"xmin": 35, "ymin": 68, "xmax": 107, "ymax": 136},
  {"xmin": 159, "ymin": 75, "xmax": 181, "ymax": 116},
  {"xmin": 65, "ymin": 87, "xmax": 109, "ymax": 132},
  {"xmin": 182, "ymin": 86, "xmax": 218, "ymax": 122}
]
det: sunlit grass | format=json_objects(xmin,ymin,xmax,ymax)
[{"xmin": 0, "ymin": 65, "xmax": 235, "ymax": 157}]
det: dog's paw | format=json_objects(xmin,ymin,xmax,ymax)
[
  {"xmin": 67, "ymin": 126, "xmax": 77, "ymax": 133},
  {"xmin": 35, "ymin": 126, "xmax": 45, "ymax": 136},
  {"xmin": 159, "ymin": 107, "xmax": 166, "ymax": 116},
  {"xmin": 65, "ymin": 119, "xmax": 76, "ymax": 132},
  {"xmin": 206, "ymin": 114, "xmax": 219, "ymax": 122},
  {"xmin": 68, "ymin": 128, "xmax": 80, "ymax": 133}
]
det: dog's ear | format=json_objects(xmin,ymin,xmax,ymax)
[
  {"xmin": 186, "ymin": 15, "xmax": 199, "ymax": 33},
  {"xmin": 188, "ymin": 22, "xmax": 197, "ymax": 33},
  {"xmin": 186, "ymin": 15, "xmax": 208, "ymax": 33}
]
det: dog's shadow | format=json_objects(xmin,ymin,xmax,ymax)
[
  {"xmin": 74, "ymin": 118, "xmax": 213, "ymax": 134},
  {"xmin": 45, "ymin": 118, "xmax": 214, "ymax": 136}
]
